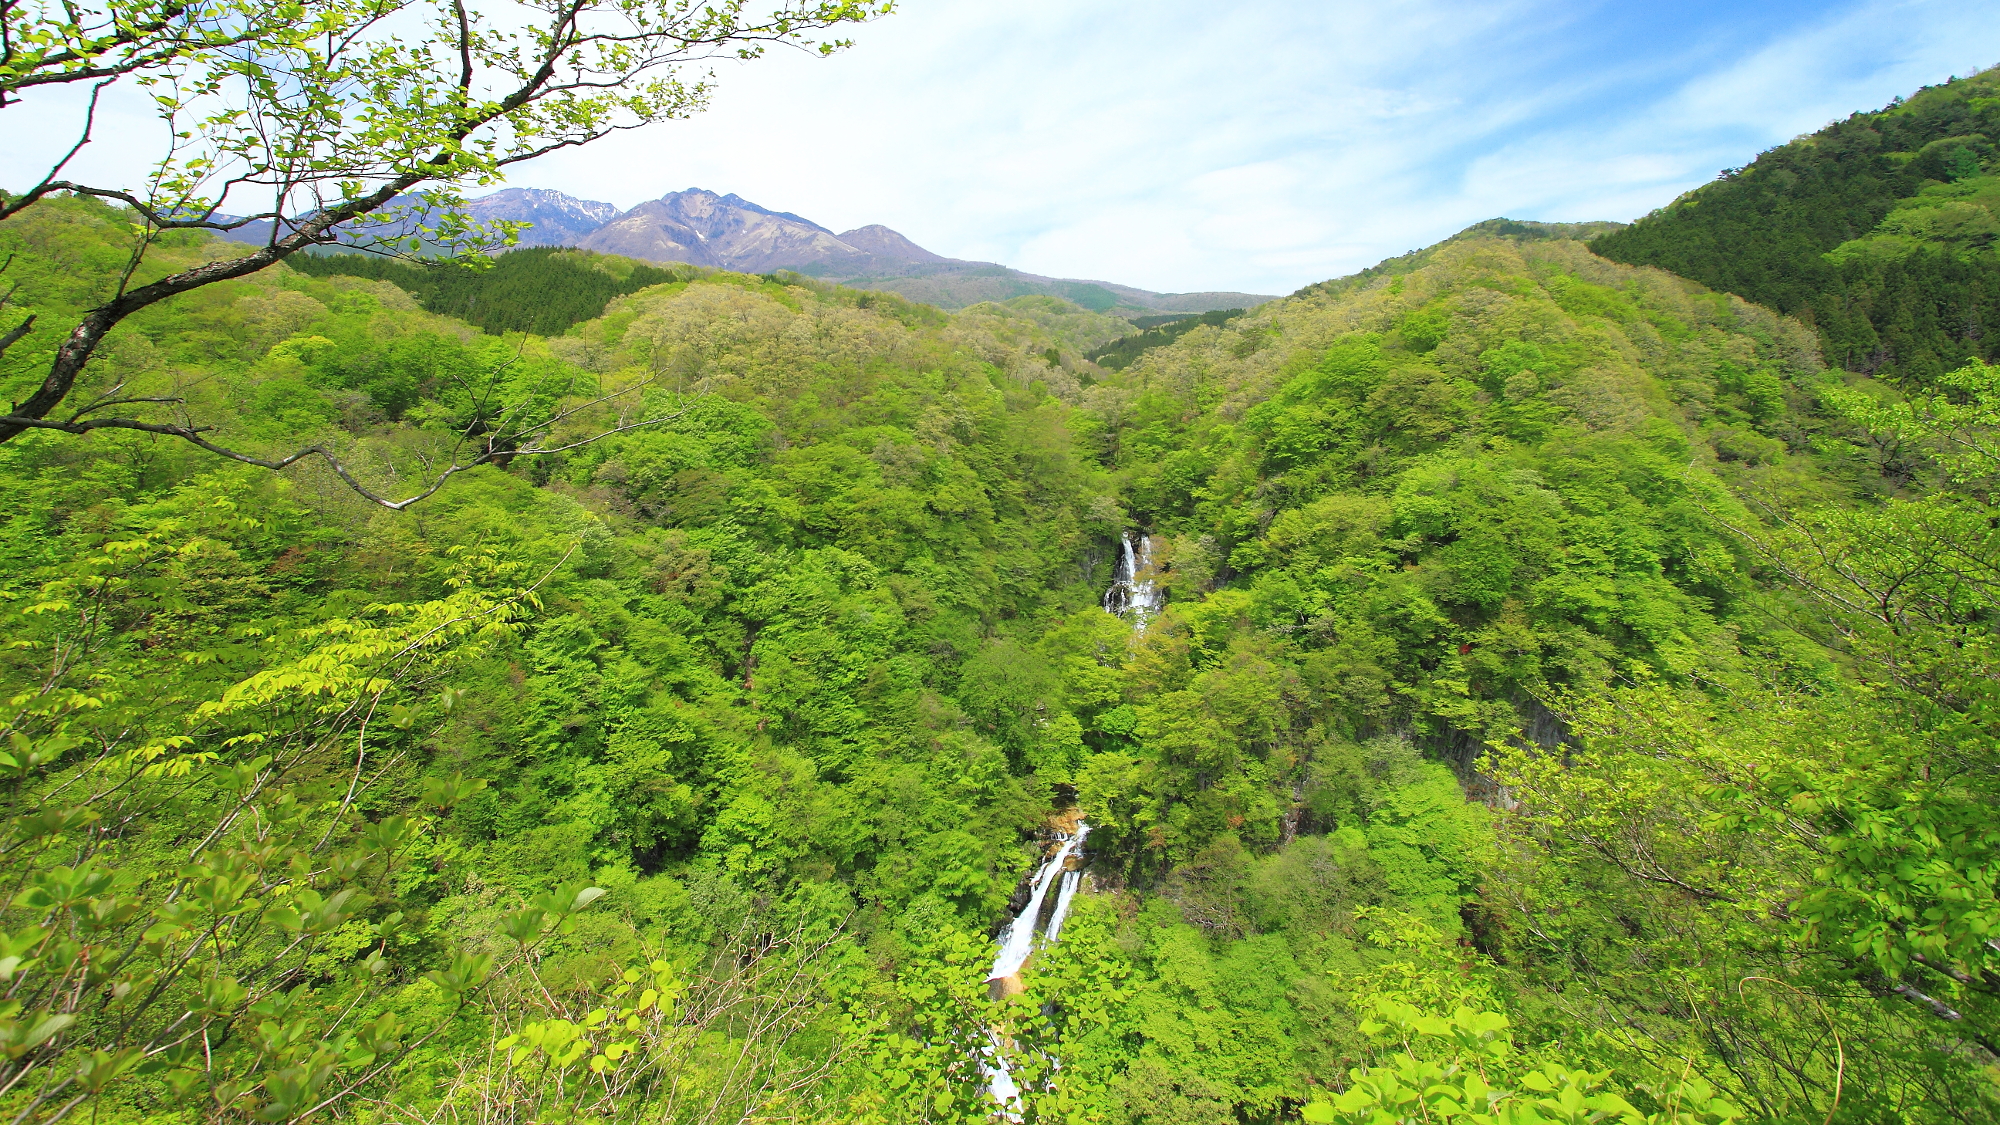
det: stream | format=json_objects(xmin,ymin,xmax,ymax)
[
  {"xmin": 982, "ymin": 531, "xmax": 1156, "ymax": 1113},
  {"xmin": 983, "ymin": 821, "xmax": 1089, "ymax": 1115}
]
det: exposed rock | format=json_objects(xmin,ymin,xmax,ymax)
[
  {"xmin": 467, "ymin": 188, "xmax": 618, "ymax": 247},
  {"xmin": 580, "ymin": 189, "xmax": 861, "ymax": 272}
]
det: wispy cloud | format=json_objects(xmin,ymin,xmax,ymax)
[{"xmin": 10, "ymin": 0, "xmax": 1999, "ymax": 294}]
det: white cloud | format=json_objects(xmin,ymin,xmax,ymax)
[
  {"xmin": 7, "ymin": 0, "xmax": 2000, "ymax": 294},
  {"xmin": 1668, "ymin": 0, "xmax": 2000, "ymax": 138}
]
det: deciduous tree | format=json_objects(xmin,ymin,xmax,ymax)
[{"xmin": 0, "ymin": 0, "xmax": 887, "ymax": 505}]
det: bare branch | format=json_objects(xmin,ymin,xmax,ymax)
[
  {"xmin": 0, "ymin": 311, "xmax": 34, "ymax": 361},
  {"xmin": 0, "ymin": 80, "xmax": 111, "ymax": 224},
  {"xmin": 18, "ymin": 183, "xmax": 280, "ymax": 231}
]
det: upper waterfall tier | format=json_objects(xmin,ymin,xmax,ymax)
[{"xmin": 1102, "ymin": 533, "xmax": 1163, "ymax": 631}]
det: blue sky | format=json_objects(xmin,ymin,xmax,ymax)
[{"xmin": 14, "ymin": 0, "xmax": 2000, "ymax": 294}]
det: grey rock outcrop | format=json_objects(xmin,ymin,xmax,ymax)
[
  {"xmin": 467, "ymin": 188, "xmax": 619, "ymax": 247},
  {"xmin": 579, "ymin": 189, "xmax": 861, "ymax": 272}
]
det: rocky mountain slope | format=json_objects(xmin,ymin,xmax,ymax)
[
  {"xmin": 466, "ymin": 188, "xmax": 620, "ymax": 247},
  {"xmin": 221, "ymin": 186, "xmax": 1271, "ymax": 315},
  {"xmin": 578, "ymin": 189, "xmax": 862, "ymax": 273},
  {"xmin": 513, "ymin": 187, "xmax": 1273, "ymax": 314}
]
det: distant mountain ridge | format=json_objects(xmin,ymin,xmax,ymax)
[
  {"xmin": 466, "ymin": 188, "xmax": 619, "ymax": 247},
  {"xmin": 220, "ymin": 186, "xmax": 1274, "ymax": 314},
  {"xmin": 578, "ymin": 189, "xmax": 863, "ymax": 274},
  {"xmin": 474, "ymin": 187, "xmax": 1273, "ymax": 314}
]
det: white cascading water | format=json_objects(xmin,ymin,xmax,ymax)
[
  {"xmin": 1044, "ymin": 870, "xmax": 1082, "ymax": 943},
  {"xmin": 984, "ymin": 822, "xmax": 1090, "ymax": 1116},
  {"xmin": 984, "ymin": 532, "xmax": 1155, "ymax": 1114},
  {"xmin": 1102, "ymin": 533, "xmax": 1163, "ymax": 631},
  {"xmin": 988, "ymin": 823, "xmax": 1088, "ymax": 980}
]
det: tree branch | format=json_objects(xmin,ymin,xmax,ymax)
[
  {"xmin": 0, "ymin": 0, "xmax": 888, "ymax": 523},
  {"xmin": 0, "ymin": 386, "xmax": 687, "ymax": 510},
  {"xmin": 0, "ymin": 79, "xmax": 110, "ymax": 224},
  {"xmin": 0, "ymin": 311, "xmax": 35, "ymax": 361}
]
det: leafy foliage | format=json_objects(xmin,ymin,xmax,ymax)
[
  {"xmin": 1087, "ymin": 309, "xmax": 1246, "ymax": 372},
  {"xmin": 288, "ymin": 247, "xmax": 688, "ymax": 337},
  {"xmin": 1593, "ymin": 67, "xmax": 2000, "ymax": 383},
  {"xmin": 5, "ymin": 74, "xmax": 2000, "ymax": 1120}
]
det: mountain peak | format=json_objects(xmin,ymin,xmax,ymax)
[
  {"xmin": 582, "ymin": 189, "xmax": 851, "ymax": 271},
  {"xmin": 837, "ymin": 225, "xmax": 947, "ymax": 265},
  {"xmin": 451, "ymin": 186, "xmax": 1272, "ymax": 313},
  {"xmin": 465, "ymin": 188, "xmax": 619, "ymax": 247},
  {"xmin": 647, "ymin": 188, "xmax": 835, "ymax": 236}
]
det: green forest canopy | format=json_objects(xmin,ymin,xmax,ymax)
[
  {"xmin": 1, "ymin": 69, "xmax": 1998, "ymax": 1123},
  {"xmin": 1086, "ymin": 308, "xmax": 1245, "ymax": 371},
  {"xmin": 1593, "ymin": 67, "xmax": 2000, "ymax": 384},
  {"xmin": 288, "ymin": 247, "xmax": 691, "ymax": 337}
]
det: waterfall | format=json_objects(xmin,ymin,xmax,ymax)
[
  {"xmin": 985, "ymin": 1047, "xmax": 1022, "ymax": 1118},
  {"xmin": 1102, "ymin": 533, "xmax": 1162, "ymax": 631},
  {"xmin": 1044, "ymin": 870, "xmax": 1081, "ymax": 943},
  {"xmin": 988, "ymin": 823, "xmax": 1088, "ymax": 981},
  {"xmin": 984, "ymin": 821, "xmax": 1089, "ymax": 1116}
]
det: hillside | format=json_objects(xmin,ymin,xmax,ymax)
[
  {"xmin": 286, "ymin": 245, "xmax": 690, "ymax": 336},
  {"xmin": 7, "ymin": 173, "xmax": 1998, "ymax": 1124},
  {"xmin": 1592, "ymin": 66, "xmax": 2000, "ymax": 382},
  {"xmin": 1031, "ymin": 222, "xmax": 1997, "ymax": 1123},
  {"xmin": 15, "ymin": 44, "xmax": 2000, "ymax": 1121}
]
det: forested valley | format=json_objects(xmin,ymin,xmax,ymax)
[{"xmin": 2, "ymin": 66, "xmax": 1999, "ymax": 1125}]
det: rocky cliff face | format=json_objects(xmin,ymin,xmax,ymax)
[
  {"xmin": 467, "ymin": 188, "xmax": 619, "ymax": 247},
  {"xmin": 579, "ymin": 189, "xmax": 871, "ymax": 272}
]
